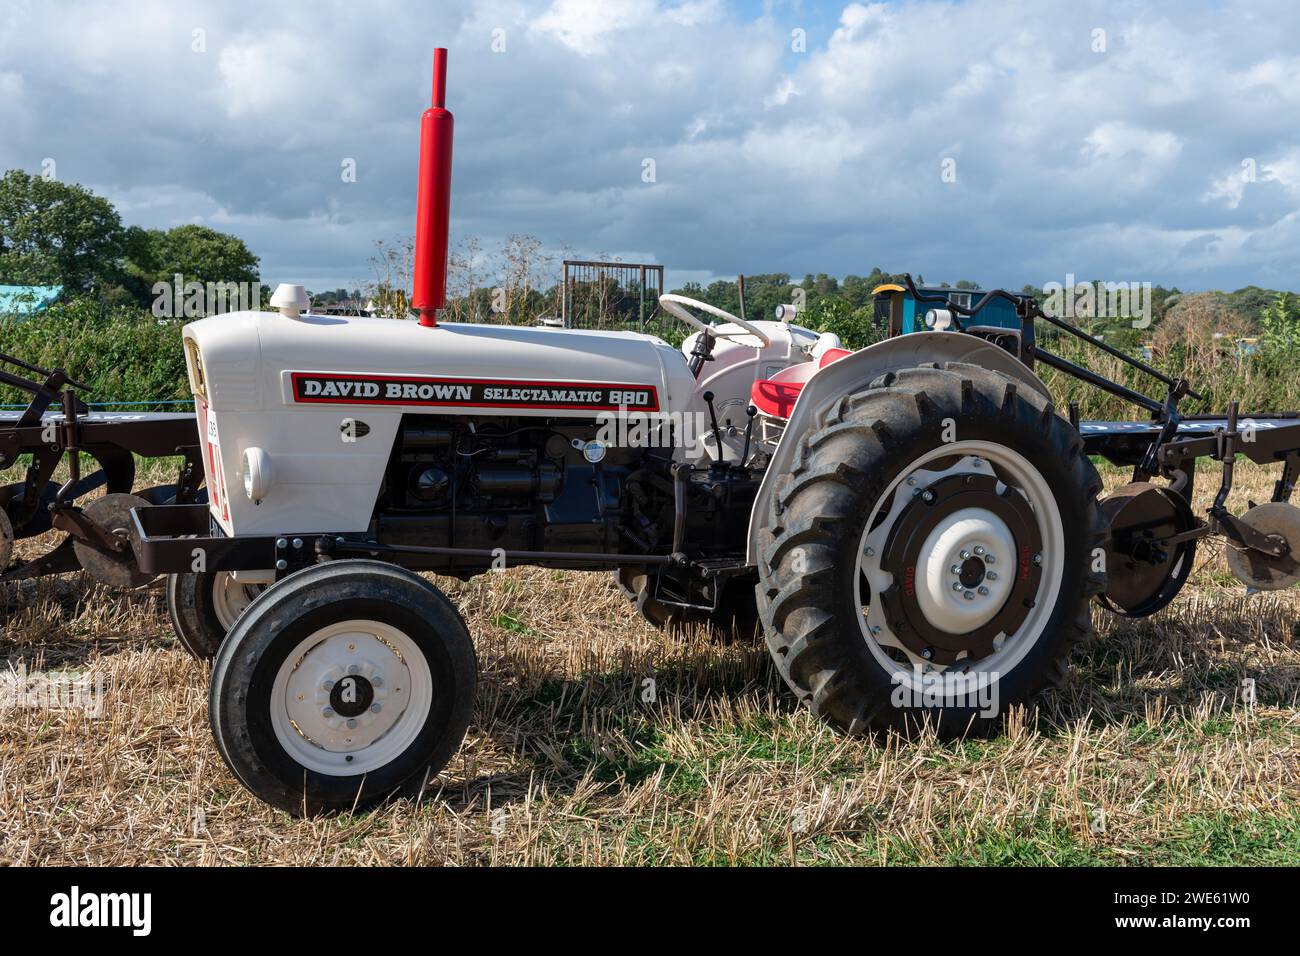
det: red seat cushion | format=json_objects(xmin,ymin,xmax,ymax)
[
  {"xmin": 751, "ymin": 379, "xmax": 805, "ymax": 418},
  {"xmin": 819, "ymin": 347, "xmax": 852, "ymax": 368}
]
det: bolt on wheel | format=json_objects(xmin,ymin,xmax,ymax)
[
  {"xmin": 209, "ymin": 560, "xmax": 477, "ymax": 815},
  {"xmin": 857, "ymin": 443, "xmax": 1062, "ymax": 678},
  {"xmin": 756, "ymin": 362, "xmax": 1106, "ymax": 736}
]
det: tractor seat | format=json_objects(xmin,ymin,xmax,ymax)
[{"xmin": 749, "ymin": 348, "xmax": 853, "ymax": 418}]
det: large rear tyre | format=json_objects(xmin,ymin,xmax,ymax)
[
  {"xmin": 209, "ymin": 561, "xmax": 477, "ymax": 815},
  {"xmin": 756, "ymin": 362, "xmax": 1106, "ymax": 737},
  {"xmin": 166, "ymin": 569, "xmax": 264, "ymax": 659},
  {"xmin": 614, "ymin": 567, "xmax": 761, "ymax": 642}
]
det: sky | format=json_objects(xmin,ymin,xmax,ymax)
[{"xmin": 2, "ymin": 0, "xmax": 1299, "ymax": 296}]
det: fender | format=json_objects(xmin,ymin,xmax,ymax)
[{"xmin": 745, "ymin": 331, "xmax": 1054, "ymax": 565}]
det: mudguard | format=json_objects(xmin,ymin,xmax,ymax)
[{"xmin": 744, "ymin": 331, "xmax": 1054, "ymax": 565}]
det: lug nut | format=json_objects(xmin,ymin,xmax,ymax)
[
  {"xmin": 371, "ymin": 675, "xmax": 384, "ymax": 687},
  {"xmin": 322, "ymin": 679, "xmax": 334, "ymax": 691},
  {"xmin": 907, "ymin": 476, "xmax": 916, "ymax": 486},
  {"xmin": 963, "ymin": 590, "xmax": 975, "ymax": 601},
  {"xmin": 978, "ymin": 585, "xmax": 989, "ymax": 596},
  {"xmin": 987, "ymin": 571, "xmax": 998, "ymax": 581},
  {"xmin": 985, "ymin": 554, "xmax": 996, "ymax": 565},
  {"xmin": 371, "ymin": 703, "xmax": 382, "ymax": 713},
  {"xmin": 347, "ymin": 664, "xmax": 360, "ymax": 675},
  {"xmin": 346, "ymin": 718, "xmax": 358, "ymax": 730},
  {"xmin": 952, "ymin": 582, "xmax": 963, "ymax": 592},
  {"xmin": 921, "ymin": 647, "xmax": 934, "ymax": 660},
  {"xmin": 974, "ymin": 545, "xmax": 985, "ymax": 556},
  {"xmin": 950, "ymin": 564, "xmax": 961, "ymax": 575},
  {"xmin": 960, "ymin": 549, "xmax": 971, "ymax": 560},
  {"xmin": 921, "ymin": 490, "xmax": 935, "ymax": 503},
  {"xmin": 322, "ymin": 707, "xmax": 334, "ymax": 718},
  {"xmin": 1033, "ymin": 553, "xmax": 1043, "ymax": 566}
]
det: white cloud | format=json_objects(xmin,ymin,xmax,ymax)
[
  {"xmin": 529, "ymin": 0, "xmax": 658, "ymax": 55},
  {"xmin": 1, "ymin": 0, "xmax": 1298, "ymax": 294},
  {"xmin": 217, "ymin": 34, "xmax": 314, "ymax": 119}
]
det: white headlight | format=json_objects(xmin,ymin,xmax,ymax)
[{"xmin": 242, "ymin": 447, "xmax": 273, "ymax": 502}]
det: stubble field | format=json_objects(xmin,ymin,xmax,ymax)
[{"xmin": 1, "ymin": 460, "xmax": 1297, "ymax": 866}]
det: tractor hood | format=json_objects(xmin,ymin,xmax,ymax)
[
  {"xmin": 182, "ymin": 310, "xmax": 696, "ymax": 537},
  {"xmin": 184, "ymin": 310, "xmax": 693, "ymax": 417}
]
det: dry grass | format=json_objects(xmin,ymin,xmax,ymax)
[{"xmin": 1, "ymin": 459, "xmax": 1298, "ymax": 866}]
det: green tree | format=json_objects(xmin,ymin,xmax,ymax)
[
  {"xmin": 1260, "ymin": 291, "xmax": 1298, "ymax": 357},
  {"xmin": 0, "ymin": 169, "xmax": 125, "ymax": 292},
  {"xmin": 126, "ymin": 224, "xmax": 260, "ymax": 290},
  {"xmin": 806, "ymin": 296, "xmax": 882, "ymax": 351}
]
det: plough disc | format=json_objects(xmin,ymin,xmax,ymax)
[
  {"xmin": 1099, "ymin": 482, "xmax": 1197, "ymax": 617},
  {"xmin": 1226, "ymin": 502, "xmax": 1300, "ymax": 591},
  {"xmin": 72, "ymin": 493, "xmax": 154, "ymax": 588}
]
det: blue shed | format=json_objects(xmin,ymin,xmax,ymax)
[
  {"xmin": 0, "ymin": 285, "xmax": 62, "ymax": 317},
  {"xmin": 873, "ymin": 283, "xmax": 1022, "ymax": 336}
]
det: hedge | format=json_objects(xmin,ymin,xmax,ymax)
[{"xmin": 0, "ymin": 300, "xmax": 190, "ymax": 408}]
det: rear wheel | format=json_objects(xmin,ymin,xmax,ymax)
[
  {"xmin": 209, "ymin": 561, "xmax": 477, "ymax": 815},
  {"xmin": 756, "ymin": 362, "xmax": 1105, "ymax": 736}
]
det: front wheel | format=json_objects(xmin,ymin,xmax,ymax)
[
  {"xmin": 756, "ymin": 362, "xmax": 1106, "ymax": 737},
  {"xmin": 209, "ymin": 561, "xmax": 477, "ymax": 815},
  {"xmin": 167, "ymin": 569, "xmax": 264, "ymax": 659}
]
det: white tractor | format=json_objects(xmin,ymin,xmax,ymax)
[
  {"xmin": 134, "ymin": 255, "xmax": 1106, "ymax": 814},
  {"xmin": 138, "ymin": 49, "xmax": 1257, "ymax": 815}
]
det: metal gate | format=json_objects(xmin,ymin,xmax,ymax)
[{"xmin": 560, "ymin": 260, "xmax": 664, "ymax": 330}]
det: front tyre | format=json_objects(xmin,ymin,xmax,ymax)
[
  {"xmin": 209, "ymin": 561, "xmax": 477, "ymax": 815},
  {"xmin": 166, "ymin": 569, "xmax": 264, "ymax": 659},
  {"xmin": 756, "ymin": 362, "xmax": 1105, "ymax": 737}
]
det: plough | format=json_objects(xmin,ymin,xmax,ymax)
[{"xmin": 0, "ymin": 350, "xmax": 204, "ymax": 589}]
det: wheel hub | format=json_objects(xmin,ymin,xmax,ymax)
[
  {"xmin": 876, "ymin": 470, "xmax": 1042, "ymax": 665},
  {"xmin": 280, "ymin": 627, "xmax": 417, "ymax": 757},
  {"xmin": 956, "ymin": 555, "xmax": 987, "ymax": 589},
  {"xmin": 329, "ymin": 674, "xmax": 376, "ymax": 718}
]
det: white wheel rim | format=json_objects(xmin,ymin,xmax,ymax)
[
  {"xmin": 211, "ymin": 572, "xmax": 263, "ymax": 630},
  {"xmin": 857, "ymin": 441, "xmax": 1065, "ymax": 696},
  {"xmin": 270, "ymin": 619, "xmax": 433, "ymax": 777}
]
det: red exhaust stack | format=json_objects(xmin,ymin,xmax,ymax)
[{"xmin": 412, "ymin": 48, "xmax": 454, "ymax": 327}]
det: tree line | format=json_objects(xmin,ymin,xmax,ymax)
[{"xmin": 0, "ymin": 170, "xmax": 260, "ymax": 310}]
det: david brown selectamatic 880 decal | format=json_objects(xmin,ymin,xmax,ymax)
[{"xmin": 290, "ymin": 372, "xmax": 659, "ymax": 411}]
